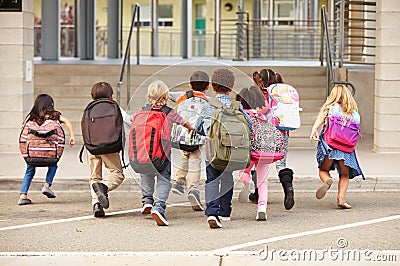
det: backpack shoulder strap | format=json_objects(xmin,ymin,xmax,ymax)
[
  {"xmin": 160, "ymin": 105, "xmax": 172, "ymax": 115},
  {"xmin": 230, "ymin": 101, "xmax": 241, "ymax": 111},
  {"xmin": 185, "ymin": 90, "xmax": 194, "ymax": 99},
  {"xmin": 209, "ymin": 97, "xmax": 223, "ymax": 108}
]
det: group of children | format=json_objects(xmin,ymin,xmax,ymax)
[{"xmin": 18, "ymin": 67, "xmax": 364, "ymax": 228}]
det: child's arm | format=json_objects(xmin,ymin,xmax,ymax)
[
  {"xmin": 182, "ymin": 120, "xmax": 194, "ymax": 132},
  {"xmin": 310, "ymin": 109, "xmax": 328, "ymax": 141},
  {"xmin": 59, "ymin": 115, "xmax": 75, "ymax": 147},
  {"xmin": 119, "ymin": 106, "xmax": 132, "ymax": 127},
  {"xmin": 169, "ymin": 91, "xmax": 184, "ymax": 103}
]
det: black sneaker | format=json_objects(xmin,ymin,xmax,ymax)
[
  {"xmin": 92, "ymin": 182, "xmax": 109, "ymax": 209},
  {"xmin": 248, "ymin": 188, "xmax": 259, "ymax": 204},
  {"xmin": 151, "ymin": 210, "xmax": 169, "ymax": 226},
  {"xmin": 188, "ymin": 190, "xmax": 203, "ymax": 211},
  {"xmin": 93, "ymin": 202, "xmax": 105, "ymax": 217},
  {"xmin": 207, "ymin": 215, "xmax": 222, "ymax": 229},
  {"xmin": 171, "ymin": 182, "xmax": 184, "ymax": 195}
]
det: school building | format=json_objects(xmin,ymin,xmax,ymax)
[{"xmin": 0, "ymin": 0, "xmax": 399, "ymax": 153}]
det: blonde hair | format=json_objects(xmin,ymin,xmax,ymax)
[
  {"xmin": 146, "ymin": 80, "xmax": 169, "ymax": 106},
  {"xmin": 318, "ymin": 85, "xmax": 358, "ymax": 120}
]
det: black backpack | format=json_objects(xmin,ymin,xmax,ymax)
[{"xmin": 80, "ymin": 99, "xmax": 123, "ymax": 156}]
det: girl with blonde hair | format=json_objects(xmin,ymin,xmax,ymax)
[{"xmin": 310, "ymin": 85, "xmax": 364, "ymax": 209}]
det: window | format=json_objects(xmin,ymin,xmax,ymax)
[
  {"xmin": 261, "ymin": 0, "xmax": 295, "ymax": 25},
  {"xmin": 135, "ymin": 4, "xmax": 173, "ymax": 27}
]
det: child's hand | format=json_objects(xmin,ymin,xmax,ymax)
[
  {"xmin": 69, "ymin": 136, "xmax": 75, "ymax": 147},
  {"xmin": 310, "ymin": 128, "xmax": 320, "ymax": 141}
]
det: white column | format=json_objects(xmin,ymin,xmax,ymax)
[
  {"xmin": 374, "ymin": 0, "xmax": 400, "ymax": 152},
  {"xmin": 0, "ymin": 0, "xmax": 34, "ymax": 152}
]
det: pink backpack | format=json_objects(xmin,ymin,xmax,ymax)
[
  {"xmin": 267, "ymin": 83, "xmax": 301, "ymax": 130},
  {"xmin": 19, "ymin": 119, "xmax": 65, "ymax": 167},
  {"xmin": 249, "ymin": 111, "xmax": 285, "ymax": 162},
  {"xmin": 324, "ymin": 114, "xmax": 361, "ymax": 153}
]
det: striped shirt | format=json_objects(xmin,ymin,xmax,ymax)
[{"xmin": 195, "ymin": 94, "xmax": 253, "ymax": 135}]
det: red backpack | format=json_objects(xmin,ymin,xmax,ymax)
[
  {"xmin": 19, "ymin": 119, "xmax": 65, "ymax": 167},
  {"xmin": 129, "ymin": 105, "xmax": 172, "ymax": 174}
]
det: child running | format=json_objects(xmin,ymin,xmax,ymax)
[
  {"xmin": 241, "ymin": 69, "xmax": 295, "ymax": 211},
  {"xmin": 132, "ymin": 80, "xmax": 194, "ymax": 226},
  {"xmin": 310, "ymin": 84, "xmax": 364, "ymax": 208},
  {"xmin": 236, "ymin": 86, "xmax": 275, "ymax": 220},
  {"xmin": 18, "ymin": 94, "xmax": 75, "ymax": 205},
  {"xmin": 195, "ymin": 68, "xmax": 252, "ymax": 228},
  {"xmin": 169, "ymin": 71, "xmax": 210, "ymax": 211}
]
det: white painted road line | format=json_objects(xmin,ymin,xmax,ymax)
[
  {"xmin": 0, "ymin": 202, "xmax": 191, "ymax": 232},
  {"xmin": 213, "ymin": 214, "xmax": 400, "ymax": 253}
]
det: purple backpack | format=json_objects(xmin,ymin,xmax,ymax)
[
  {"xmin": 324, "ymin": 113, "xmax": 361, "ymax": 153},
  {"xmin": 249, "ymin": 111, "xmax": 285, "ymax": 162}
]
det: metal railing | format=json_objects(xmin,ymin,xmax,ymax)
[
  {"xmin": 219, "ymin": 18, "xmax": 326, "ymax": 60},
  {"xmin": 116, "ymin": 4, "xmax": 140, "ymax": 107},
  {"xmin": 321, "ymin": 5, "xmax": 355, "ymax": 96},
  {"xmin": 334, "ymin": 0, "xmax": 376, "ymax": 65}
]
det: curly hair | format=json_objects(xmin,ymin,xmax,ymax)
[
  {"xmin": 211, "ymin": 68, "xmax": 235, "ymax": 93},
  {"xmin": 147, "ymin": 80, "xmax": 169, "ymax": 106},
  {"xmin": 236, "ymin": 86, "xmax": 266, "ymax": 110}
]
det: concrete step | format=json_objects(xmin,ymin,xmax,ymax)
[{"xmin": 34, "ymin": 63, "xmax": 327, "ymax": 147}]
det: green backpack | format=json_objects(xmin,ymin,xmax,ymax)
[{"xmin": 205, "ymin": 98, "xmax": 251, "ymax": 171}]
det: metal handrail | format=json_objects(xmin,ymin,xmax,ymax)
[
  {"xmin": 335, "ymin": 0, "xmax": 376, "ymax": 66},
  {"xmin": 116, "ymin": 4, "xmax": 140, "ymax": 107},
  {"xmin": 320, "ymin": 5, "xmax": 355, "ymax": 96}
]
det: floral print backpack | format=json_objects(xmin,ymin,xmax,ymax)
[{"xmin": 248, "ymin": 111, "xmax": 285, "ymax": 162}]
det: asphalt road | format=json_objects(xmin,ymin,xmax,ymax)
[{"xmin": 1, "ymin": 184, "xmax": 399, "ymax": 256}]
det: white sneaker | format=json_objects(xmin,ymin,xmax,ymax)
[
  {"xmin": 219, "ymin": 216, "xmax": 231, "ymax": 221},
  {"xmin": 256, "ymin": 205, "xmax": 267, "ymax": 221},
  {"xmin": 238, "ymin": 181, "xmax": 254, "ymax": 203},
  {"xmin": 207, "ymin": 216, "xmax": 222, "ymax": 228}
]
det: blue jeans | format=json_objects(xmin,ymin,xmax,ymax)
[
  {"xmin": 140, "ymin": 161, "xmax": 172, "ymax": 215},
  {"xmin": 20, "ymin": 164, "xmax": 58, "ymax": 195},
  {"xmin": 205, "ymin": 163, "xmax": 234, "ymax": 217}
]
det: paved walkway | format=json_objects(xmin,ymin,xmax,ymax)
[
  {"xmin": 1, "ymin": 135, "xmax": 399, "ymax": 266},
  {"xmin": 2, "ymin": 134, "xmax": 399, "ymax": 191}
]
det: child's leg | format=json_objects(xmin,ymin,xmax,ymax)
[
  {"xmin": 140, "ymin": 173, "xmax": 155, "ymax": 205},
  {"xmin": 275, "ymin": 131, "xmax": 289, "ymax": 172},
  {"xmin": 102, "ymin": 153, "xmax": 125, "ymax": 192},
  {"xmin": 205, "ymin": 164, "xmax": 222, "ymax": 217},
  {"xmin": 319, "ymin": 157, "xmax": 334, "ymax": 182},
  {"xmin": 87, "ymin": 152, "xmax": 105, "ymax": 206},
  {"xmin": 173, "ymin": 150, "xmax": 189, "ymax": 185},
  {"xmin": 255, "ymin": 160, "xmax": 271, "ymax": 207},
  {"xmin": 44, "ymin": 165, "xmax": 58, "ymax": 187},
  {"xmin": 316, "ymin": 157, "xmax": 334, "ymax": 199},
  {"xmin": 219, "ymin": 170, "xmax": 234, "ymax": 218},
  {"xmin": 20, "ymin": 164, "xmax": 35, "ymax": 198},
  {"xmin": 186, "ymin": 148, "xmax": 202, "ymax": 192},
  {"xmin": 337, "ymin": 160, "xmax": 351, "ymax": 208},
  {"xmin": 153, "ymin": 161, "xmax": 172, "ymax": 214}
]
